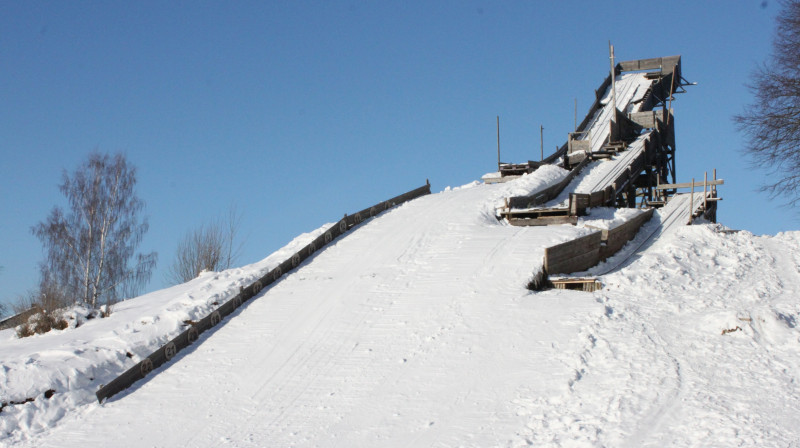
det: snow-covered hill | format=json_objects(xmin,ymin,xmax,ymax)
[{"xmin": 2, "ymin": 168, "xmax": 799, "ymax": 447}]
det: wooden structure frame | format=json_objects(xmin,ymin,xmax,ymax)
[{"xmin": 499, "ymin": 55, "xmax": 692, "ymax": 226}]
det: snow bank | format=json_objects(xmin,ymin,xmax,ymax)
[
  {"xmin": 0, "ymin": 224, "xmax": 331, "ymax": 438},
  {"xmin": 519, "ymin": 226, "xmax": 800, "ymax": 446}
]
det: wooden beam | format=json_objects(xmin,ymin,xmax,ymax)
[{"xmin": 655, "ymin": 179, "xmax": 724, "ymax": 190}]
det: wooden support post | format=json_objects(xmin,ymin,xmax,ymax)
[
  {"xmin": 713, "ymin": 168, "xmax": 717, "ymax": 196},
  {"xmin": 656, "ymin": 172, "xmax": 661, "ymax": 203},
  {"xmin": 704, "ymin": 171, "xmax": 708, "ymax": 212},
  {"xmin": 666, "ymin": 71, "xmax": 676, "ymax": 127}
]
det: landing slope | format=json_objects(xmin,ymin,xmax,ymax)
[{"xmin": 14, "ymin": 169, "xmax": 607, "ymax": 447}]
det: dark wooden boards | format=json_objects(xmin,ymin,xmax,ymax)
[{"xmin": 543, "ymin": 208, "xmax": 655, "ymax": 277}]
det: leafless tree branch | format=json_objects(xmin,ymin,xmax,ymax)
[
  {"xmin": 166, "ymin": 205, "xmax": 244, "ymax": 285},
  {"xmin": 735, "ymin": 0, "xmax": 800, "ymax": 207}
]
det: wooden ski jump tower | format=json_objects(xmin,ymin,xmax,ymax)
[
  {"xmin": 564, "ymin": 55, "xmax": 685, "ymax": 207},
  {"xmin": 498, "ymin": 55, "xmax": 695, "ymax": 226}
]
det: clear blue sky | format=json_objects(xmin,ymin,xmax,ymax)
[{"xmin": 0, "ymin": 0, "xmax": 790, "ymax": 310}]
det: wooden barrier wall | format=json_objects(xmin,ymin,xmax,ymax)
[
  {"xmin": 618, "ymin": 55, "xmax": 681, "ymax": 77},
  {"xmin": 543, "ymin": 208, "xmax": 655, "ymax": 276},
  {"xmin": 544, "ymin": 231, "xmax": 603, "ymax": 275},
  {"xmin": 599, "ymin": 209, "xmax": 655, "ymax": 260},
  {"xmin": 95, "ymin": 181, "xmax": 431, "ymax": 403},
  {"xmin": 508, "ymin": 158, "xmax": 591, "ymax": 210}
]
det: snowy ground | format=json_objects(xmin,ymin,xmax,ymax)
[{"xmin": 2, "ymin": 169, "xmax": 799, "ymax": 447}]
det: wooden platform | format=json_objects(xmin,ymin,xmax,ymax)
[
  {"xmin": 484, "ymin": 161, "xmax": 547, "ymax": 184},
  {"xmin": 550, "ymin": 277, "xmax": 602, "ymax": 292},
  {"xmin": 500, "ymin": 161, "xmax": 545, "ymax": 176},
  {"xmin": 504, "ymin": 207, "xmax": 576, "ymax": 226}
]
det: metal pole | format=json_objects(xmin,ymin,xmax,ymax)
[
  {"xmin": 540, "ymin": 125, "xmax": 544, "ymax": 162},
  {"xmin": 496, "ymin": 116, "xmax": 501, "ymax": 171},
  {"xmin": 704, "ymin": 171, "xmax": 708, "ymax": 212},
  {"xmin": 689, "ymin": 178, "xmax": 694, "ymax": 225},
  {"xmin": 609, "ymin": 42, "xmax": 617, "ymax": 115}
]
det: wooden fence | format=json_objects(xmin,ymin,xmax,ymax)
[
  {"xmin": 95, "ymin": 181, "xmax": 431, "ymax": 403},
  {"xmin": 0, "ymin": 306, "xmax": 41, "ymax": 331}
]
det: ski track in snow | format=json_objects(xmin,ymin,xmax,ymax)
[{"xmin": 3, "ymin": 166, "xmax": 800, "ymax": 446}]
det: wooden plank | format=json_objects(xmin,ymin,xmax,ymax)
[
  {"xmin": 655, "ymin": 179, "xmax": 724, "ymax": 190},
  {"xmin": 569, "ymin": 193, "xmax": 590, "ymax": 215},
  {"xmin": 544, "ymin": 231, "xmax": 602, "ymax": 274},
  {"xmin": 508, "ymin": 216, "xmax": 577, "ymax": 227},
  {"xmin": 551, "ymin": 277, "xmax": 598, "ymax": 285},
  {"xmin": 600, "ymin": 209, "xmax": 655, "ymax": 259},
  {"xmin": 589, "ymin": 190, "xmax": 606, "ymax": 207},
  {"xmin": 568, "ymin": 137, "xmax": 591, "ymax": 154},
  {"xmin": 618, "ymin": 55, "xmax": 680, "ymax": 74},
  {"xmin": 628, "ymin": 110, "xmax": 667, "ymax": 128},
  {"xmin": 551, "ymin": 278, "xmax": 602, "ymax": 293},
  {"xmin": 546, "ymin": 233, "xmax": 601, "ymax": 263},
  {"xmin": 502, "ymin": 207, "xmax": 570, "ymax": 218},
  {"xmin": 546, "ymin": 248, "xmax": 601, "ymax": 274}
]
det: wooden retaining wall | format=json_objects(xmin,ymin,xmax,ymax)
[
  {"xmin": 544, "ymin": 231, "xmax": 603, "ymax": 275},
  {"xmin": 95, "ymin": 181, "xmax": 431, "ymax": 403},
  {"xmin": 543, "ymin": 208, "xmax": 655, "ymax": 276}
]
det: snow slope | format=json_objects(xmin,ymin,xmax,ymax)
[
  {"xmin": 2, "ymin": 169, "xmax": 800, "ymax": 447},
  {"xmin": 522, "ymin": 226, "xmax": 800, "ymax": 446}
]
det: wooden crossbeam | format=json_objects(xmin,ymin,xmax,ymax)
[{"xmin": 655, "ymin": 179, "xmax": 724, "ymax": 190}]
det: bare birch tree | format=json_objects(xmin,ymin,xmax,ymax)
[
  {"xmin": 167, "ymin": 207, "xmax": 243, "ymax": 284},
  {"xmin": 32, "ymin": 152, "xmax": 157, "ymax": 312},
  {"xmin": 735, "ymin": 0, "xmax": 800, "ymax": 205}
]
